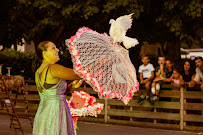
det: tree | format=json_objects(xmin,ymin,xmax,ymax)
[
  {"xmin": 6, "ymin": 0, "xmax": 143, "ymax": 48},
  {"xmin": 2, "ymin": 0, "xmax": 202, "ymax": 68},
  {"xmin": 0, "ymin": 0, "xmax": 10, "ymax": 47},
  {"xmin": 128, "ymin": 0, "xmax": 203, "ymax": 68},
  {"xmin": 155, "ymin": 0, "xmax": 203, "ymax": 64},
  {"xmin": 3, "ymin": 0, "xmax": 144, "ymax": 68}
]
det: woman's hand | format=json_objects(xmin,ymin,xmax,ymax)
[
  {"xmin": 72, "ymin": 79, "xmax": 83, "ymax": 88},
  {"xmin": 65, "ymin": 79, "xmax": 83, "ymax": 95}
]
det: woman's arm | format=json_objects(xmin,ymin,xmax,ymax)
[
  {"xmin": 191, "ymin": 74, "xmax": 196, "ymax": 80},
  {"xmin": 50, "ymin": 64, "xmax": 80, "ymax": 80},
  {"xmin": 196, "ymin": 81, "xmax": 203, "ymax": 85}
]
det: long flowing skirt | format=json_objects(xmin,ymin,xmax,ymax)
[{"xmin": 33, "ymin": 98, "xmax": 75, "ymax": 135}]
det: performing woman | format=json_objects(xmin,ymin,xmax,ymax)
[{"xmin": 33, "ymin": 41, "xmax": 81, "ymax": 135}]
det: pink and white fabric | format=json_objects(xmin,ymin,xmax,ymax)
[
  {"xmin": 67, "ymin": 91, "xmax": 104, "ymax": 134},
  {"xmin": 66, "ymin": 27, "xmax": 139, "ymax": 104},
  {"xmin": 67, "ymin": 91, "xmax": 104, "ymax": 117}
]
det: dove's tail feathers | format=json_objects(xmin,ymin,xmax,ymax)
[{"xmin": 122, "ymin": 35, "xmax": 139, "ymax": 49}]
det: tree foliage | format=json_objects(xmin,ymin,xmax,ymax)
[
  {"xmin": 156, "ymin": 0, "xmax": 203, "ymax": 48},
  {"xmin": 0, "ymin": 0, "xmax": 202, "ymax": 69},
  {"xmin": 6, "ymin": 0, "xmax": 144, "ymax": 49},
  {"xmin": 3, "ymin": 0, "xmax": 202, "ymax": 48},
  {"xmin": 0, "ymin": 49, "xmax": 35, "ymax": 79}
]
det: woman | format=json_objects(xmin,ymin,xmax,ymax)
[
  {"xmin": 33, "ymin": 41, "xmax": 81, "ymax": 135},
  {"xmin": 180, "ymin": 60, "xmax": 195, "ymax": 85}
]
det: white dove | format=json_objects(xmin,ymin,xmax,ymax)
[{"xmin": 109, "ymin": 13, "xmax": 139, "ymax": 49}]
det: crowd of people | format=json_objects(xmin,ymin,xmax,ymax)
[{"xmin": 137, "ymin": 55, "xmax": 203, "ymax": 105}]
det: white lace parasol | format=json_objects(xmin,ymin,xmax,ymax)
[{"xmin": 66, "ymin": 27, "xmax": 139, "ymax": 104}]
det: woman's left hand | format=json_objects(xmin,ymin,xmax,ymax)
[{"xmin": 72, "ymin": 79, "xmax": 83, "ymax": 88}]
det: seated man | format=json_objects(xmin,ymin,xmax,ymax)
[
  {"xmin": 188, "ymin": 56, "xmax": 203, "ymax": 91},
  {"xmin": 165, "ymin": 59, "xmax": 173, "ymax": 80}
]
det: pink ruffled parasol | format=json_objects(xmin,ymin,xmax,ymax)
[{"xmin": 66, "ymin": 27, "xmax": 139, "ymax": 104}]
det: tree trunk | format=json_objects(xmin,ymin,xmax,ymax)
[{"xmin": 165, "ymin": 40, "xmax": 181, "ymax": 69}]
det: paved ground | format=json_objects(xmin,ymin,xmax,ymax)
[{"xmin": 0, "ymin": 114, "xmax": 201, "ymax": 135}]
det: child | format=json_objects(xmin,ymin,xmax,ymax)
[
  {"xmin": 170, "ymin": 68, "xmax": 183, "ymax": 85},
  {"xmin": 151, "ymin": 56, "xmax": 168, "ymax": 102},
  {"xmin": 137, "ymin": 55, "xmax": 155, "ymax": 104},
  {"xmin": 168, "ymin": 68, "xmax": 183, "ymax": 103}
]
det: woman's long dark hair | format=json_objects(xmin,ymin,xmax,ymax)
[
  {"xmin": 36, "ymin": 41, "xmax": 50, "ymax": 64},
  {"xmin": 183, "ymin": 60, "xmax": 195, "ymax": 74},
  {"xmin": 32, "ymin": 41, "xmax": 50, "ymax": 73},
  {"xmin": 35, "ymin": 41, "xmax": 50, "ymax": 93}
]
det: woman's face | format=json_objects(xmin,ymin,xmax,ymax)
[
  {"xmin": 184, "ymin": 61, "xmax": 190, "ymax": 71},
  {"xmin": 44, "ymin": 42, "xmax": 60, "ymax": 63}
]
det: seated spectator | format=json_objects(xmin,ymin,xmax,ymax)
[
  {"xmin": 170, "ymin": 68, "xmax": 183, "ymax": 85},
  {"xmin": 153, "ymin": 59, "xmax": 174, "ymax": 83},
  {"xmin": 159, "ymin": 67, "xmax": 183, "ymax": 85},
  {"xmin": 151, "ymin": 56, "xmax": 168, "ymax": 102},
  {"xmin": 188, "ymin": 57, "xmax": 203, "ymax": 91},
  {"xmin": 180, "ymin": 60, "xmax": 195, "ymax": 85},
  {"xmin": 164, "ymin": 59, "xmax": 174, "ymax": 82},
  {"xmin": 137, "ymin": 55, "xmax": 155, "ymax": 104},
  {"xmin": 165, "ymin": 59, "xmax": 173, "ymax": 78}
]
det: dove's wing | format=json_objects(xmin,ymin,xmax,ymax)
[{"xmin": 116, "ymin": 13, "xmax": 133, "ymax": 33}]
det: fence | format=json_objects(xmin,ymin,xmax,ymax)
[{"xmin": 0, "ymin": 80, "xmax": 203, "ymax": 133}]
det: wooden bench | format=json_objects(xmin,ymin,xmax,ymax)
[{"xmin": 1, "ymin": 81, "xmax": 203, "ymax": 132}]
